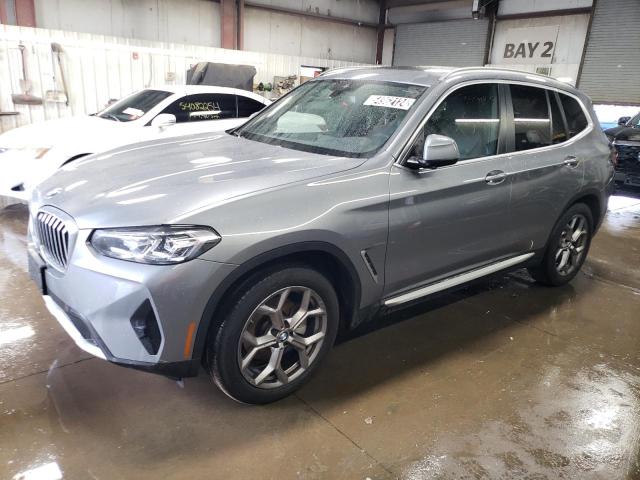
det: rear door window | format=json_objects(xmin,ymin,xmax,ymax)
[
  {"xmin": 559, "ymin": 94, "xmax": 589, "ymax": 138},
  {"xmin": 237, "ymin": 95, "xmax": 266, "ymax": 118},
  {"xmin": 510, "ymin": 85, "xmax": 551, "ymax": 151},
  {"xmin": 161, "ymin": 93, "xmax": 237, "ymax": 123}
]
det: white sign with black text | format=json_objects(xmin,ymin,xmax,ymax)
[{"xmin": 500, "ymin": 25, "xmax": 559, "ymax": 65}]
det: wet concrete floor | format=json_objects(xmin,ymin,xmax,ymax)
[{"xmin": 1, "ymin": 190, "xmax": 639, "ymax": 479}]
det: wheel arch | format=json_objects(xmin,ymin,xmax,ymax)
[
  {"xmin": 567, "ymin": 189, "xmax": 605, "ymax": 231},
  {"xmin": 192, "ymin": 241, "xmax": 363, "ymax": 363}
]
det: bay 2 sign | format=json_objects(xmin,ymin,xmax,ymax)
[{"xmin": 501, "ymin": 25, "xmax": 559, "ymax": 65}]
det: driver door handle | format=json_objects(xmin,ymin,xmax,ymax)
[
  {"xmin": 563, "ymin": 156, "xmax": 579, "ymax": 168},
  {"xmin": 485, "ymin": 170, "xmax": 507, "ymax": 185}
]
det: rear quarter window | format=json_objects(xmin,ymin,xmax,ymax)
[
  {"xmin": 559, "ymin": 94, "xmax": 589, "ymax": 138},
  {"xmin": 237, "ymin": 95, "xmax": 266, "ymax": 118}
]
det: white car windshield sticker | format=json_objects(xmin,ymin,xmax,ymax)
[
  {"xmin": 364, "ymin": 95, "xmax": 416, "ymax": 110},
  {"xmin": 122, "ymin": 107, "xmax": 144, "ymax": 117}
]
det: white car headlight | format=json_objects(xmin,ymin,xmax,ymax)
[
  {"xmin": 0, "ymin": 146, "xmax": 51, "ymax": 159},
  {"xmin": 90, "ymin": 225, "xmax": 221, "ymax": 264}
]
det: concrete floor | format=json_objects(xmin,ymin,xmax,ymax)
[{"xmin": 1, "ymin": 191, "xmax": 639, "ymax": 480}]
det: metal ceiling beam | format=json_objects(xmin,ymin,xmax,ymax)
[{"xmin": 376, "ymin": 0, "xmax": 388, "ymax": 64}]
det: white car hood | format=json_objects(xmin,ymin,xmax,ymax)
[
  {"xmin": 0, "ymin": 116, "xmax": 132, "ymax": 200},
  {"xmin": 0, "ymin": 116, "xmax": 128, "ymax": 150}
]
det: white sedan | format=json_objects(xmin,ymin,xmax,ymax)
[{"xmin": 0, "ymin": 85, "xmax": 270, "ymax": 201}]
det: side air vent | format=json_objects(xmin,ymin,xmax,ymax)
[{"xmin": 361, "ymin": 249, "xmax": 379, "ymax": 283}]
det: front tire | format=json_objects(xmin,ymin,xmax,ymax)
[
  {"xmin": 528, "ymin": 203, "xmax": 593, "ymax": 286},
  {"xmin": 206, "ymin": 266, "xmax": 339, "ymax": 404}
]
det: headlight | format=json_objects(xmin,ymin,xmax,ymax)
[
  {"xmin": 0, "ymin": 147, "xmax": 51, "ymax": 159},
  {"xmin": 89, "ymin": 225, "xmax": 221, "ymax": 264}
]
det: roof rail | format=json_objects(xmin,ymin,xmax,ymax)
[
  {"xmin": 319, "ymin": 65, "xmax": 383, "ymax": 76},
  {"xmin": 440, "ymin": 66, "xmax": 559, "ymax": 82}
]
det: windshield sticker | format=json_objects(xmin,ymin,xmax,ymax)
[
  {"xmin": 364, "ymin": 95, "xmax": 416, "ymax": 110},
  {"xmin": 122, "ymin": 107, "xmax": 144, "ymax": 117},
  {"xmin": 180, "ymin": 101, "xmax": 220, "ymax": 112}
]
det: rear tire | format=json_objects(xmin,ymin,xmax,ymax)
[
  {"xmin": 528, "ymin": 203, "xmax": 593, "ymax": 286},
  {"xmin": 206, "ymin": 266, "xmax": 339, "ymax": 404}
]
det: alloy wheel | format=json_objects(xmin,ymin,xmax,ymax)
[
  {"xmin": 237, "ymin": 286, "xmax": 327, "ymax": 389},
  {"xmin": 555, "ymin": 213, "xmax": 588, "ymax": 276}
]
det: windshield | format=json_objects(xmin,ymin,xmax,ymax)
[
  {"xmin": 234, "ymin": 79, "xmax": 426, "ymax": 157},
  {"xmin": 97, "ymin": 89, "xmax": 173, "ymax": 122},
  {"xmin": 628, "ymin": 113, "xmax": 640, "ymax": 127}
]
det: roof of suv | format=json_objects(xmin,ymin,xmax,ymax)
[{"xmin": 319, "ymin": 65, "xmax": 579, "ymax": 95}]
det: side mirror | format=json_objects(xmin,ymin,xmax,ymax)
[
  {"xmin": 618, "ymin": 116, "xmax": 631, "ymax": 126},
  {"xmin": 151, "ymin": 113, "xmax": 176, "ymax": 130},
  {"xmin": 410, "ymin": 134, "xmax": 459, "ymax": 169}
]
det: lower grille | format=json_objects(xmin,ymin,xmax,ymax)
[
  {"xmin": 35, "ymin": 211, "xmax": 70, "ymax": 270},
  {"xmin": 615, "ymin": 144, "xmax": 640, "ymax": 174}
]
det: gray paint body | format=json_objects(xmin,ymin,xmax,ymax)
[{"xmin": 29, "ymin": 66, "xmax": 613, "ymax": 369}]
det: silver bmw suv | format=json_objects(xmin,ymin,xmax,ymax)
[{"xmin": 28, "ymin": 67, "xmax": 614, "ymax": 404}]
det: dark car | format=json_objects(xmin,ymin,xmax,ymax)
[{"xmin": 605, "ymin": 112, "xmax": 640, "ymax": 187}]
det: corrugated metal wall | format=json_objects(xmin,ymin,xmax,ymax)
[
  {"xmin": 0, "ymin": 24, "xmax": 366, "ymax": 133},
  {"xmin": 578, "ymin": 0, "xmax": 640, "ymax": 105},
  {"xmin": 393, "ymin": 19, "xmax": 490, "ymax": 67}
]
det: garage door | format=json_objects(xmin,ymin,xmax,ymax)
[
  {"xmin": 578, "ymin": 0, "xmax": 640, "ymax": 104},
  {"xmin": 393, "ymin": 19, "xmax": 489, "ymax": 67}
]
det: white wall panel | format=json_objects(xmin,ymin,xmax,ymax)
[
  {"xmin": 247, "ymin": 0, "xmax": 379, "ymax": 24},
  {"xmin": 35, "ymin": 0, "xmax": 222, "ymax": 47},
  {"xmin": 0, "ymin": 24, "xmax": 367, "ymax": 133},
  {"xmin": 498, "ymin": 0, "xmax": 593, "ymax": 16},
  {"xmin": 488, "ymin": 14, "xmax": 590, "ymax": 86},
  {"xmin": 35, "ymin": 0, "xmax": 377, "ymax": 62},
  {"xmin": 244, "ymin": 9, "xmax": 376, "ymax": 63}
]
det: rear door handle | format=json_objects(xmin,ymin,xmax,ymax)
[
  {"xmin": 563, "ymin": 156, "xmax": 579, "ymax": 168},
  {"xmin": 485, "ymin": 170, "xmax": 507, "ymax": 185}
]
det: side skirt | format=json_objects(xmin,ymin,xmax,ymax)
[{"xmin": 383, "ymin": 252, "xmax": 536, "ymax": 307}]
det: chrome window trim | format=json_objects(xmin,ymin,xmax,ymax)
[{"xmin": 396, "ymin": 79, "xmax": 594, "ymax": 170}]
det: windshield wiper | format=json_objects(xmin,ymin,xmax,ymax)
[
  {"xmin": 99, "ymin": 113, "xmax": 121, "ymax": 122},
  {"xmin": 227, "ymin": 127, "xmax": 243, "ymax": 138}
]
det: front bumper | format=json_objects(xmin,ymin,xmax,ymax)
[
  {"xmin": 43, "ymin": 294, "xmax": 106, "ymax": 360},
  {"xmin": 0, "ymin": 187, "xmax": 30, "ymax": 202},
  {"xmin": 41, "ymin": 293, "xmax": 200, "ymax": 378},
  {"xmin": 613, "ymin": 142, "xmax": 640, "ymax": 185},
  {"xmin": 28, "ymin": 226, "xmax": 237, "ymax": 378}
]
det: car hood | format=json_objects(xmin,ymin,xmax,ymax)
[
  {"xmin": 0, "ymin": 116, "xmax": 127, "ymax": 149},
  {"xmin": 604, "ymin": 125, "xmax": 640, "ymax": 142},
  {"xmin": 33, "ymin": 133, "xmax": 365, "ymax": 229}
]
